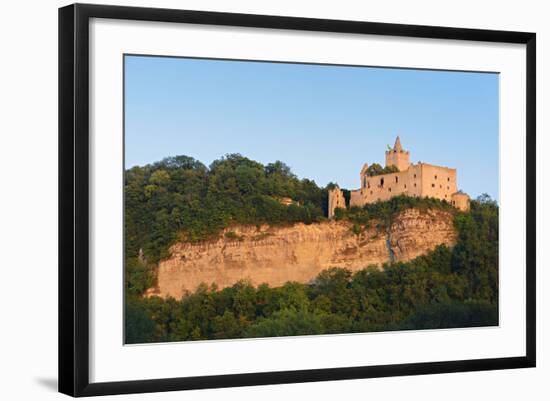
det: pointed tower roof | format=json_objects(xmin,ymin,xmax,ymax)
[{"xmin": 393, "ymin": 136, "xmax": 403, "ymax": 152}]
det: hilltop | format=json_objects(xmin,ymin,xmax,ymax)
[{"xmin": 124, "ymin": 154, "xmax": 498, "ymax": 343}]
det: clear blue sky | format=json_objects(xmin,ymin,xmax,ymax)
[{"xmin": 125, "ymin": 55, "xmax": 499, "ymax": 201}]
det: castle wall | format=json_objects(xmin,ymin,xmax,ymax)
[
  {"xmin": 418, "ymin": 164, "xmax": 457, "ymax": 203},
  {"xmin": 349, "ymin": 163, "xmax": 458, "ymax": 208},
  {"xmin": 329, "ymin": 138, "xmax": 469, "ymax": 217},
  {"xmin": 351, "ymin": 165, "xmax": 418, "ymax": 207},
  {"xmin": 349, "ymin": 189, "xmax": 365, "ymax": 207}
]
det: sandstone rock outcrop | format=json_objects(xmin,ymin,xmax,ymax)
[{"xmin": 149, "ymin": 208, "xmax": 456, "ymax": 299}]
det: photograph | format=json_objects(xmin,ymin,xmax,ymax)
[{"xmin": 123, "ymin": 54, "xmax": 500, "ymax": 344}]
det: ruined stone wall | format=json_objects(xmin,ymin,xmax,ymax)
[
  {"xmin": 407, "ymin": 164, "xmax": 424, "ymax": 198},
  {"xmin": 451, "ymin": 192, "xmax": 470, "ymax": 211},
  {"xmin": 349, "ymin": 163, "xmax": 459, "ymax": 208},
  {"xmin": 350, "ymin": 164, "xmax": 421, "ymax": 207},
  {"xmin": 328, "ymin": 187, "xmax": 346, "ymax": 218},
  {"xmin": 351, "ymin": 169, "xmax": 409, "ymax": 207},
  {"xmin": 418, "ymin": 163, "xmax": 457, "ymax": 203},
  {"xmin": 343, "ymin": 137, "xmax": 468, "ymax": 212}
]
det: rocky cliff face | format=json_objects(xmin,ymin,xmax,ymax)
[{"xmin": 149, "ymin": 208, "xmax": 456, "ymax": 299}]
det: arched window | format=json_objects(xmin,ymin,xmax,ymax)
[
  {"xmin": 380, "ymin": 178, "xmax": 384, "ymax": 187},
  {"xmin": 395, "ymin": 176, "xmax": 399, "ymax": 183}
]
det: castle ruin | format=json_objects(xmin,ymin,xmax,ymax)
[{"xmin": 328, "ymin": 136, "xmax": 470, "ymax": 218}]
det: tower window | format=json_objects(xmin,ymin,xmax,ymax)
[
  {"xmin": 414, "ymin": 183, "xmax": 417, "ymax": 187},
  {"xmin": 447, "ymin": 177, "xmax": 450, "ymax": 182},
  {"xmin": 395, "ymin": 176, "xmax": 399, "ymax": 183},
  {"xmin": 404, "ymin": 184, "xmax": 407, "ymax": 189},
  {"xmin": 440, "ymin": 185, "xmax": 442, "ymax": 189},
  {"xmin": 389, "ymin": 188, "xmax": 392, "ymax": 192},
  {"xmin": 370, "ymin": 191, "xmax": 373, "ymax": 195},
  {"xmin": 431, "ymin": 183, "xmax": 435, "ymax": 188},
  {"xmin": 447, "ymin": 186, "xmax": 449, "ymax": 190},
  {"xmin": 380, "ymin": 178, "xmax": 384, "ymax": 187},
  {"xmin": 414, "ymin": 174, "xmax": 417, "ymax": 178},
  {"xmin": 435, "ymin": 175, "xmax": 438, "ymax": 180}
]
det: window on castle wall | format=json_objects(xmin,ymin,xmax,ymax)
[
  {"xmin": 414, "ymin": 183, "xmax": 417, "ymax": 187},
  {"xmin": 404, "ymin": 184, "xmax": 407, "ymax": 189},
  {"xmin": 395, "ymin": 176, "xmax": 398, "ymax": 183},
  {"xmin": 380, "ymin": 178, "xmax": 384, "ymax": 187},
  {"xmin": 414, "ymin": 174, "xmax": 417, "ymax": 178},
  {"xmin": 389, "ymin": 188, "xmax": 391, "ymax": 192},
  {"xmin": 447, "ymin": 186, "xmax": 449, "ymax": 190},
  {"xmin": 431, "ymin": 183, "xmax": 435, "ymax": 188},
  {"xmin": 440, "ymin": 185, "xmax": 442, "ymax": 188},
  {"xmin": 370, "ymin": 191, "xmax": 373, "ymax": 195},
  {"xmin": 435, "ymin": 175, "xmax": 437, "ymax": 179},
  {"xmin": 447, "ymin": 177, "xmax": 450, "ymax": 182}
]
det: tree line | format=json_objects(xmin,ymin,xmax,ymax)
[{"xmin": 125, "ymin": 154, "xmax": 327, "ymax": 264}]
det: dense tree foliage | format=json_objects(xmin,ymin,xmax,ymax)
[
  {"xmin": 125, "ymin": 154, "xmax": 327, "ymax": 267},
  {"xmin": 365, "ymin": 163, "xmax": 399, "ymax": 177},
  {"xmin": 124, "ymin": 152, "xmax": 499, "ymax": 345}
]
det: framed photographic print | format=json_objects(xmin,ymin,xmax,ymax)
[{"xmin": 58, "ymin": 3, "xmax": 536, "ymax": 397}]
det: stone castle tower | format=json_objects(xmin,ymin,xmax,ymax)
[
  {"xmin": 328, "ymin": 136, "xmax": 470, "ymax": 218},
  {"xmin": 385, "ymin": 136, "xmax": 410, "ymax": 171}
]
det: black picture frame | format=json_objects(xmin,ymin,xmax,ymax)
[{"xmin": 59, "ymin": 3, "xmax": 536, "ymax": 397}]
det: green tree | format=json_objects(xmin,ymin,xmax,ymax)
[{"xmin": 125, "ymin": 302, "xmax": 156, "ymax": 344}]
